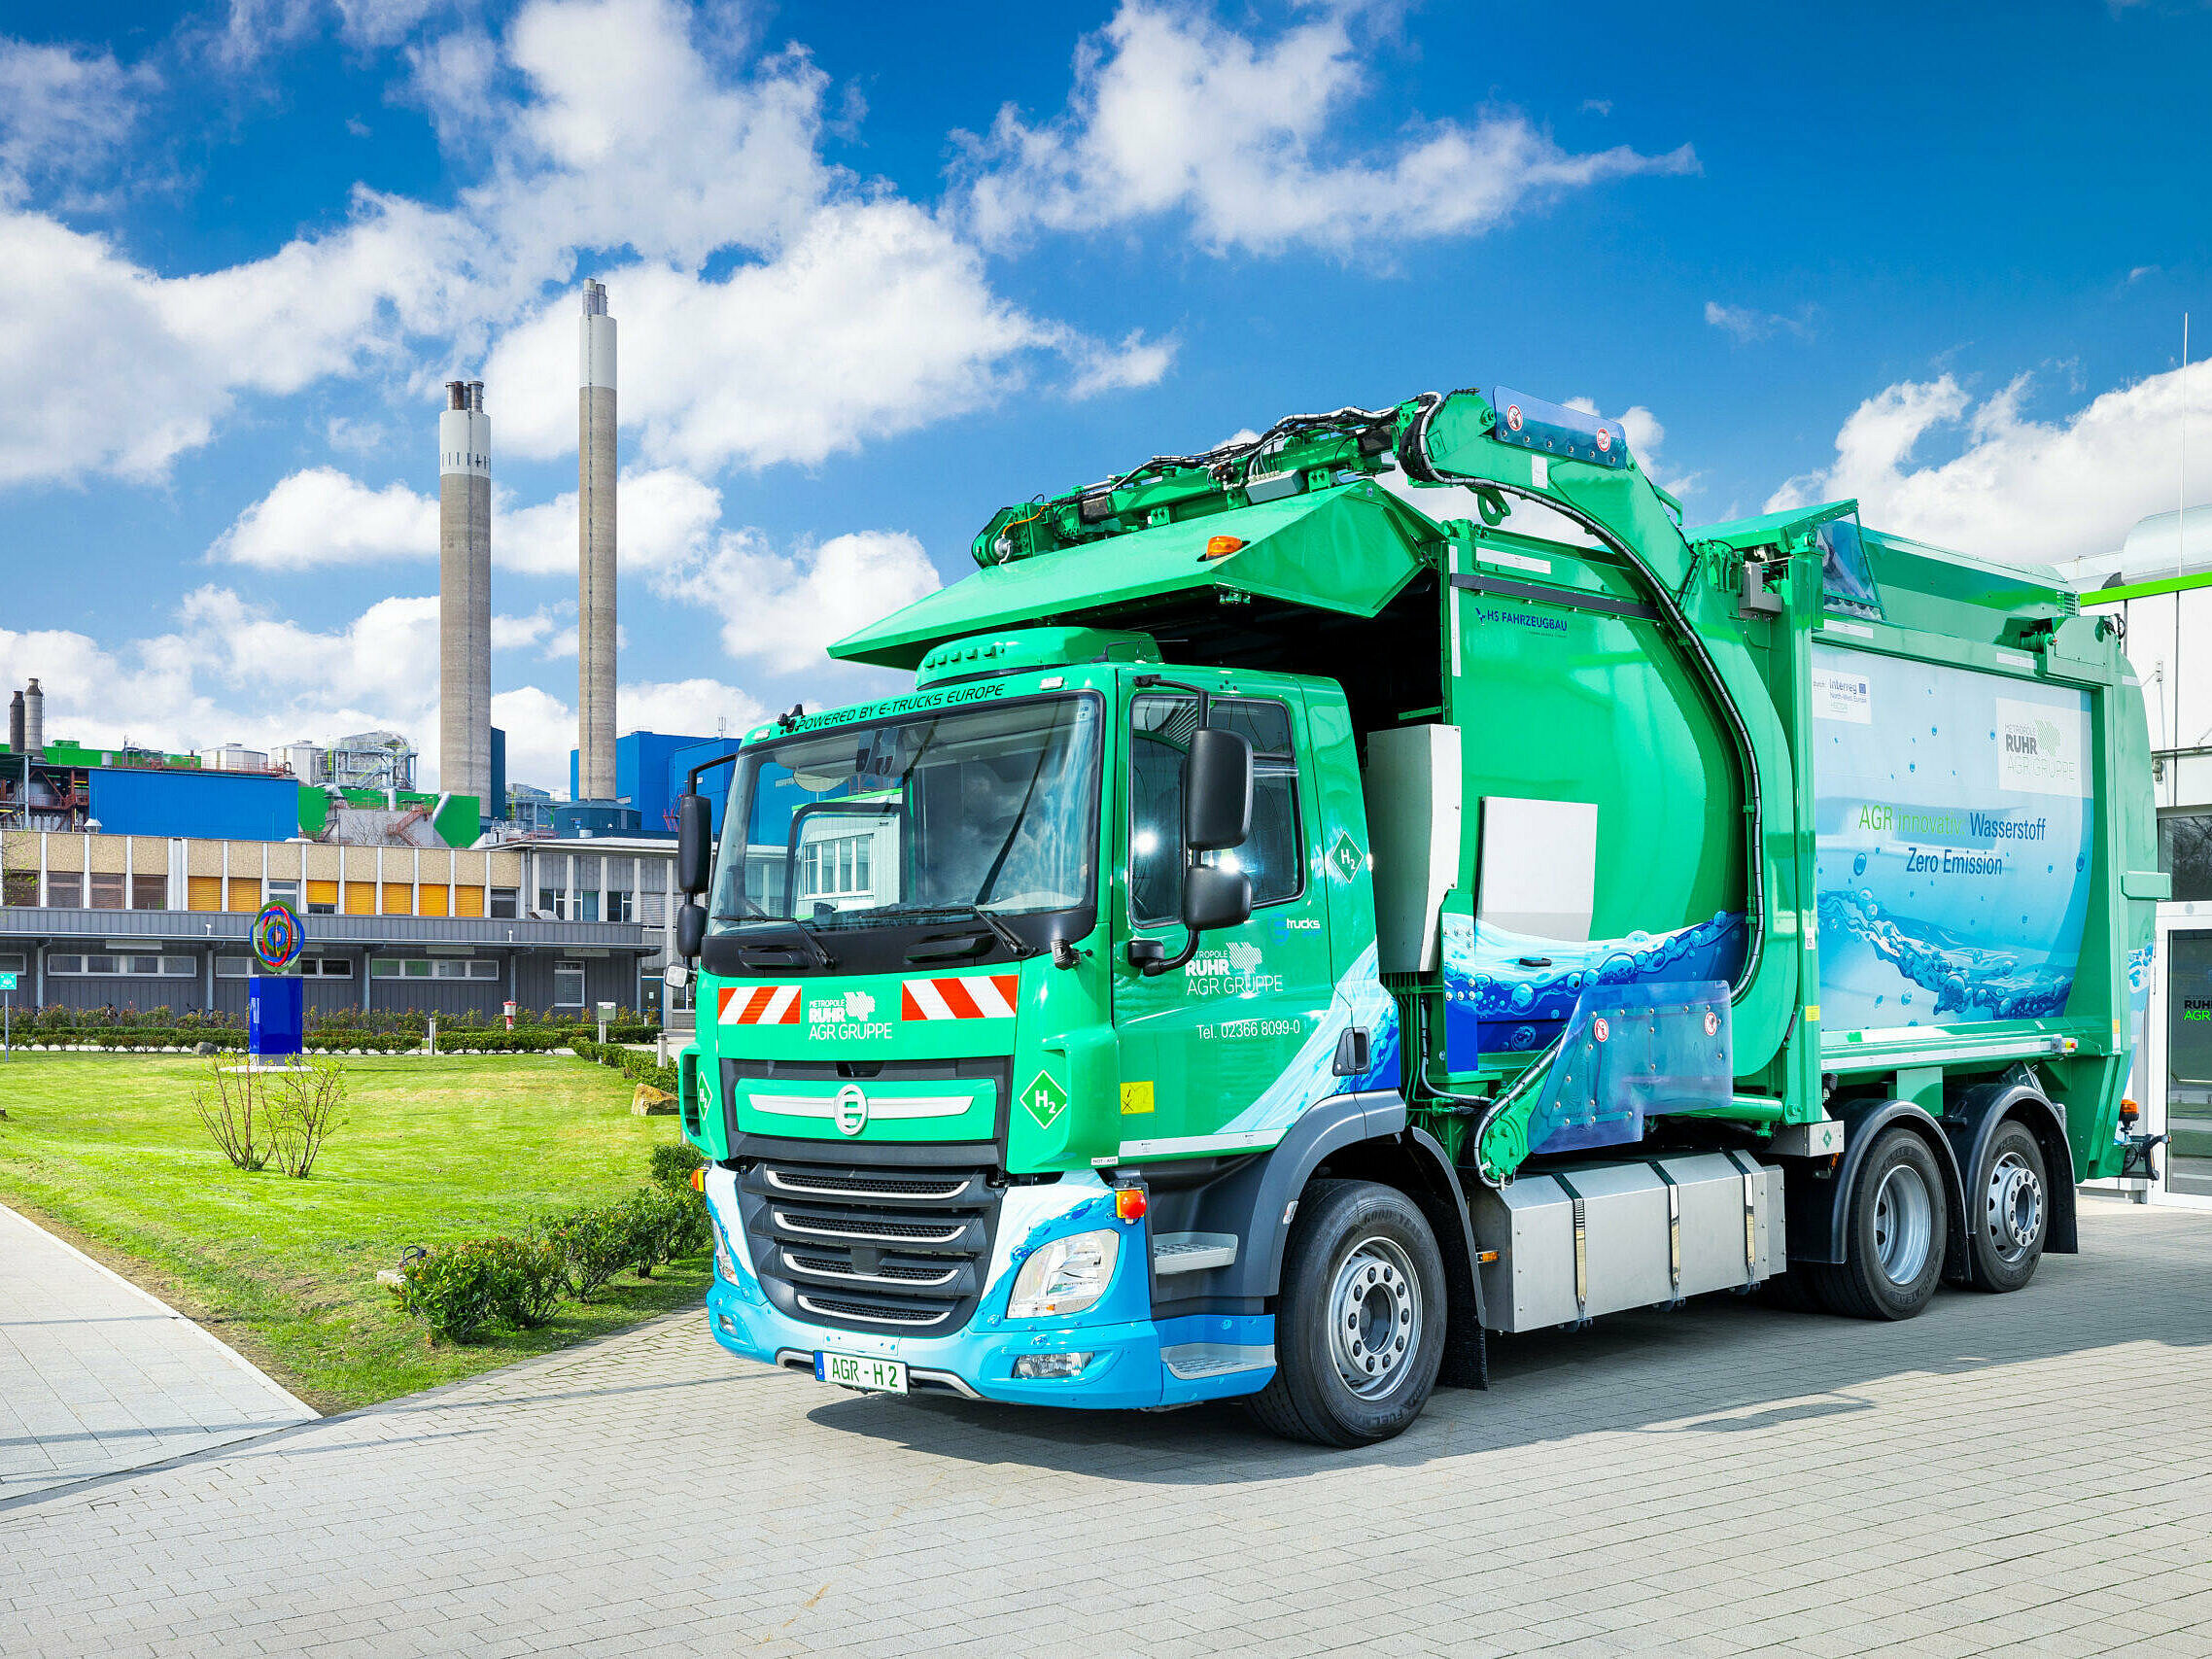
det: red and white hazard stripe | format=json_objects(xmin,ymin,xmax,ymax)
[
  {"xmin": 718, "ymin": 985, "xmax": 803, "ymax": 1025},
  {"xmin": 902, "ymin": 973, "xmax": 1018, "ymax": 1021}
]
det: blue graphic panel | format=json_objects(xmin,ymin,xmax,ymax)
[
  {"xmin": 1811, "ymin": 645, "xmax": 2093, "ymax": 1031},
  {"xmin": 1523, "ymin": 981, "xmax": 1733, "ymax": 1156},
  {"xmin": 1440, "ymin": 912, "xmax": 1746, "ymax": 1070}
]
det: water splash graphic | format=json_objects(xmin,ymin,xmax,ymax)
[{"xmin": 1817, "ymin": 890, "xmax": 2072, "ymax": 1020}]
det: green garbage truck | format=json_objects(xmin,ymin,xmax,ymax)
[{"xmin": 666, "ymin": 385, "xmax": 2163, "ymax": 1445}]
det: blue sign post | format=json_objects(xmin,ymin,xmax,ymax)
[{"xmin": 247, "ymin": 902, "xmax": 306, "ymax": 1065}]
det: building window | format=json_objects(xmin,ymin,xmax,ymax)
[
  {"xmin": 576, "ymin": 889, "xmax": 601, "ymax": 922},
  {"xmin": 536, "ymin": 886, "xmax": 564, "ymax": 919},
  {"xmin": 369, "ymin": 957, "xmax": 498, "ymax": 981},
  {"xmin": 266, "ymin": 879, "xmax": 301, "ymax": 909},
  {"xmin": 87, "ymin": 872, "xmax": 125, "ymax": 910},
  {"xmin": 488, "ymin": 887, "xmax": 519, "ymax": 918},
  {"xmin": 801, "ymin": 834, "xmax": 873, "ymax": 900},
  {"xmin": 0, "ymin": 951, "xmax": 25, "ymax": 973},
  {"xmin": 50, "ymin": 954, "xmax": 193, "ymax": 977},
  {"xmin": 302, "ymin": 956, "xmax": 353, "ymax": 979},
  {"xmin": 554, "ymin": 960, "xmax": 585, "ymax": 1008},
  {"xmin": 605, "ymin": 890, "xmax": 635, "ymax": 923},
  {"xmin": 2161, "ymin": 812, "xmax": 2212, "ymax": 905},
  {"xmin": 48, "ymin": 872, "xmax": 82, "ymax": 907},
  {"xmin": 130, "ymin": 874, "xmax": 168, "ymax": 910},
  {"xmin": 215, "ymin": 956, "xmax": 252, "ymax": 978},
  {"xmin": 1, "ymin": 870, "xmax": 34, "ymax": 907}
]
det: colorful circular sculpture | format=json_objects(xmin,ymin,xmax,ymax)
[{"xmin": 251, "ymin": 902, "xmax": 304, "ymax": 974}]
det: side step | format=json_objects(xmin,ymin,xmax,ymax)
[{"xmin": 1153, "ymin": 1231, "xmax": 1238, "ymax": 1274}]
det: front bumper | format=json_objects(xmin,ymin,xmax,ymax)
[{"xmin": 704, "ymin": 1167, "xmax": 1274, "ymax": 1410}]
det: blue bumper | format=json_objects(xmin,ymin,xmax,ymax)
[{"xmin": 704, "ymin": 1169, "xmax": 1274, "ymax": 1410}]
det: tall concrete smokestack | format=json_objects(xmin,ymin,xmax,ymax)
[
  {"xmin": 22, "ymin": 677, "xmax": 42, "ymax": 758},
  {"xmin": 578, "ymin": 280, "xmax": 617, "ymax": 802},
  {"xmin": 8, "ymin": 689, "xmax": 21, "ymax": 755},
  {"xmin": 439, "ymin": 379, "xmax": 493, "ymax": 803}
]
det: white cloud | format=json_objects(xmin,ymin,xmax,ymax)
[
  {"xmin": 0, "ymin": 38, "xmax": 153, "ymax": 207},
  {"xmin": 652, "ymin": 526, "xmax": 942, "ymax": 675},
  {"xmin": 1704, "ymin": 299, "xmax": 1812, "ymax": 343},
  {"xmin": 211, "ymin": 467, "xmax": 438, "ymax": 567},
  {"xmin": 484, "ymin": 204, "xmax": 1166, "ymax": 471},
  {"xmin": 0, "ymin": 586, "xmax": 442, "ymax": 764},
  {"xmin": 1767, "ymin": 364, "xmax": 2212, "ymax": 564},
  {"xmin": 2, "ymin": 0, "xmax": 1154, "ymax": 489},
  {"xmin": 0, "ymin": 586, "xmax": 769, "ymax": 796},
  {"xmin": 956, "ymin": 0, "xmax": 1694, "ymax": 257}
]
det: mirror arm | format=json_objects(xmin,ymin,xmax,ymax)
[{"xmin": 1128, "ymin": 929, "xmax": 1203, "ymax": 977}]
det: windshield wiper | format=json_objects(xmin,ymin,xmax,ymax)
[
  {"xmin": 732, "ymin": 916, "xmax": 837, "ymax": 970},
  {"xmin": 952, "ymin": 904, "xmax": 1024, "ymax": 955}
]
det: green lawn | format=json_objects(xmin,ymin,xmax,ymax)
[{"xmin": 0, "ymin": 1053, "xmax": 710, "ymax": 1411}]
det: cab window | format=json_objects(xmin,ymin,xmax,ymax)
[{"xmin": 1128, "ymin": 694, "xmax": 1301, "ymax": 926}]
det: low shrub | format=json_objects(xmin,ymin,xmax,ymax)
[
  {"xmin": 571, "ymin": 1036, "xmax": 678, "ymax": 1095},
  {"xmin": 536, "ymin": 1203, "xmax": 634, "ymax": 1302},
  {"xmin": 649, "ymin": 1141, "xmax": 706, "ymax": 1192},
  {"xmin": 481, "ymin": 1236, "xmax": 567, "ymax": 1329},
  {"xmin": 401, "ymin": 1242, "xmax": 505, "ymax": 1344}
]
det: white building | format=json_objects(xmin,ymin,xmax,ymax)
[{"xmin": 2063, "ymin": 505, "xmax": 2212, "ymax": 1203}]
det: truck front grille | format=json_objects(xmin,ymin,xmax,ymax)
[{"xmin": 737, "ymin": 1158, "xmax": 1001, "ymax": 1336}]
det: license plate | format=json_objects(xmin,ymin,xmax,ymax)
[{"xmin": 814, "ymin": 1351, "xmax": 908, "ymax": 1394}]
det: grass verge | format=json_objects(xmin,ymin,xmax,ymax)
[{"xmin": 0, "ymin": 1052, "xmax": 709, "ymax": 1412}]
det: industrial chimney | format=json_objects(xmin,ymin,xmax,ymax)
[
  {"xmin": 7, "ymin": 688, "xmax": 21, "ymax": 755},
  {"xmin": 577, "ymin": 280, "xmax": 617, "ymax": 802},
  {"xmin": 22, "ymin": 677, "xmax": 43, "ymax": 758},
  {"xmin": 438, "ymin": 380, "xmax": 493, "ymax": 803}
]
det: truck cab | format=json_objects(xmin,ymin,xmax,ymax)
[{"xmin": 679, "ymin": 627, "xmax": 1415, "ymax": 1415}]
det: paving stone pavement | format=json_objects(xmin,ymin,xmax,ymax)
[
  {"xmin": 0, "ymin": 1204, "xmax": 316, "ymax": 1501},
  {"xmin": 3, "ymin": 1194, "xmax": 2209, "ymax": 1658}
]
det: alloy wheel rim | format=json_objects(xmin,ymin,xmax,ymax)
[
  {"xmin": 1871, "ymin": 1161, "xmax": 1934, "ymax": 1287},
  {"xmin": 1329, "ymin": 1235, "xmax": 1421, "ymax": 1400}
]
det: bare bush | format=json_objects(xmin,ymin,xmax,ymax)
[
  {"xmin": 267, "ymin": 1057, "xmax": 346, "ymax": 1178},
  {"xmin": 193, "ymin": 1062, "xmax": 270, "ymax": 1172}
]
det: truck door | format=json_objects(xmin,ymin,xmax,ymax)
[{"xmin": 1111, "ymin": 688, "xmax": 1338, "ymax": 1158}]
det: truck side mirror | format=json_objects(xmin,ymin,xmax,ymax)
[
  {"xmin": 1184, "ymin": 728, "xmax": 1253, "ymax": 852},
  {"xmin": 1182, "ymin": 864, "xmax": 1252, "ymax": 933},
  {"xmin": 676, "ymin": 901, "xmax": 707, "ymax": 961},
  {"xmin": 676, "ymin": 793, "xmax": 714, "ymax": 895}
]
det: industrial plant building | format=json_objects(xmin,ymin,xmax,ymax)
[
  {"xmin": 0, "ymin": 826, "xmax": 679, "ymax": 1019},
  {"xmin": 0, "ymin": 279, "xmax": 738, "ymax": 1025}
]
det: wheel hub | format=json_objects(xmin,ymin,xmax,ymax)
[
  {"xmin": 1871, "ymin": 1161, "xmax": 1934, "ymax": 1288},
  {"xmin": 1985, "ymin": 1150, "xmax": 2044, "ymax": 1263},
  {"xmin": 1328, "ymin": 1236, "xmax": 1421, "ymax": 1400}
]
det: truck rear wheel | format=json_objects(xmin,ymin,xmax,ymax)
[
  {"xmin": 1962, "ymin": 1120, "xmax": 2047, "ymax": 1294},
  {"xmin": 1247, "ymin": 1179, "xmax": 1446, "ymax": 1448},
  {"xmin": 1806, "ymin": 1126, "xmax": 1949, "ymax": 1321}
]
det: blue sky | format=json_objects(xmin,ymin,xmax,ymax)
[{"xmin": 1, "ymin": 0, "xmax": 2206, "ymax": 794}]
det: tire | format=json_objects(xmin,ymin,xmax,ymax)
[
  {"xmin": 1247, "ymin": 1179, "xmax": 1447, "ymax": 1448},
  {"xmin": 1804, "ymin": 1126, "xmax": 1950, "ymax": 1321},
  {"xmin": 1961, "ymin": 1120, "xmax": 2048, "ymax": 1294}
]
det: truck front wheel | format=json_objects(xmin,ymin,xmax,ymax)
[
  {"xmin": 1807, "ymin": 1126, "xmax": 1950, "ymax": 1321},
  {"xmin": 1248, "ymin": 1179, "xmax": 1446, "ymax": 1447},
  {"xmin": 1961, "ymin": 1120, "xmax": 2047, "ymax": 1294}
]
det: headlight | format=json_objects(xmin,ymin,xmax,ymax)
[
  {"xmin": 711, "ymin": 1216, "xmax": 740, "ymax": 1284},
  {"xmin": 1007, "ymin": 1228, "xmax": 1121, "ymax": 1319}
]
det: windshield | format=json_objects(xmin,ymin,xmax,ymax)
[{"xmin": 710, "ymin": 694, "xmax": 1102, "ymax": 935}]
